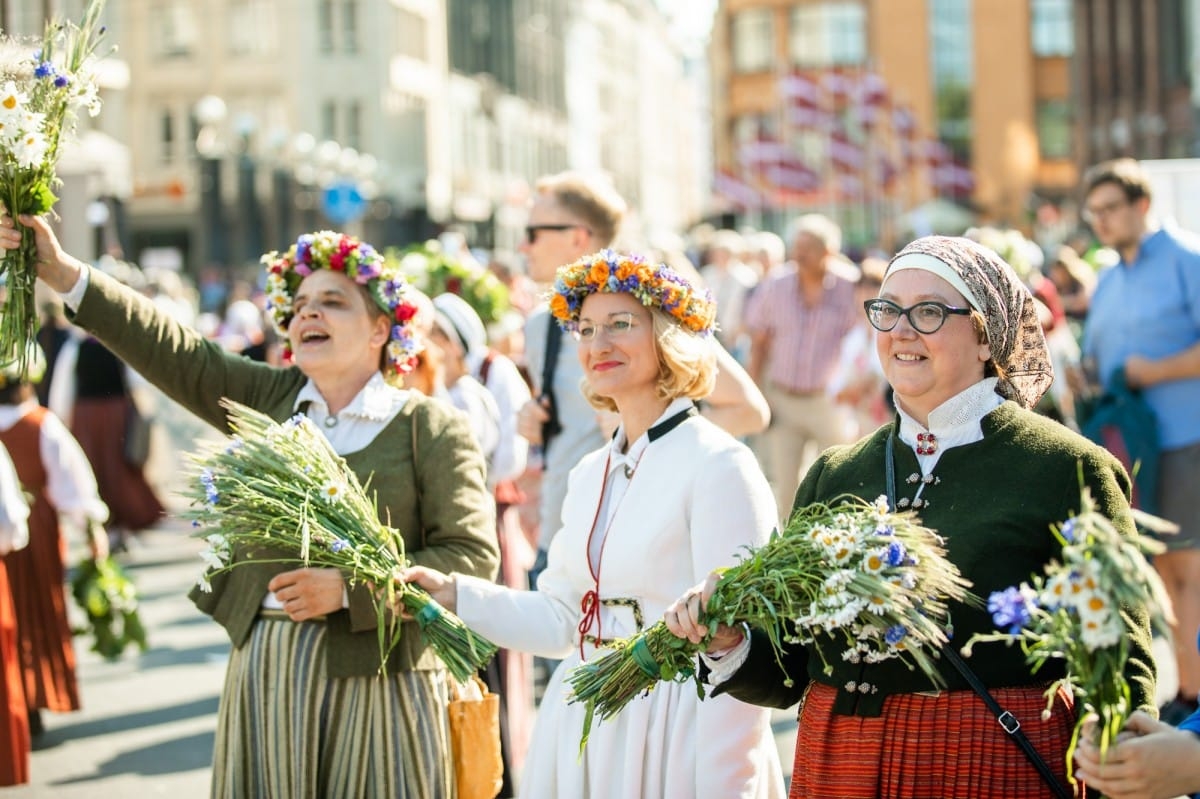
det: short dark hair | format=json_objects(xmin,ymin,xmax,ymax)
[{"xmin": 1083, "ymin": 158, "xmax": 1153, "ymax": 204}]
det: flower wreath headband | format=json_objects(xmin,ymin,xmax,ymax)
[
  {"xmin": 549, "ymin": 249, "xmax": 717, "ymax": 336},
  {"xmin": 263, "ymin": 231, "xmax": 423, "ymax": 377}
]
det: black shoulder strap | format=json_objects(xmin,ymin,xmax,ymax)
[
  {"xmin": 885, "ymin": 435, "xmax": 1070, "ymax": 799},
  {"xmin": 539, "ymin": 316, "xmax": 564, "ymax": 449},
  {"xmin": 541, "ymin": 315, "xmax": 562, "ymax": 398}
]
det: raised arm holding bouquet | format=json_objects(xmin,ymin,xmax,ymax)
[
  {"xmin": 402, "ymin": 250, "xmax": 785, "ymax": 799},
  {"xmin": 0, "ymin": 213, "xmax": 499, "ymax": 799},
  {"xmin": 666, "ymin": 235, "xmax": 1157, "ymax": 799},
  {"xmin": 0, "ymin": 0, "xmax": 107, "ymax": 370}
]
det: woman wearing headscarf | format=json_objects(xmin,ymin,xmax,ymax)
[
  {"xmin": 2, "ymin": 213, "xmax": 499, "ymax": 798},
  {"xmin": 403, "ymin": 250, "xmax": 784, "ymax": 798},
  {"xmin": 666, "ymin": 236, "xmax": 1157, "ymax": 798}
]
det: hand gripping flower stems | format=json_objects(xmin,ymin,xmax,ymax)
[
  {"xmin": 566, "ymin": 496, "xmax": 977, "ymax": 749},
  {"xmin": 964, "ymin": 483, "xmax": 1175, "ymax": 789},
  {"xmin": 182, "ymin": 399, "xmax": 497, "ymax": 681},
  {"xmin": 0, "ymin": 0, "xmax": 107, "ymax": 370}
]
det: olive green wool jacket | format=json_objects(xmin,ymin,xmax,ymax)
[
  {"xmin": 716, "ymin": 402, "xmax": 1157, "ymax": 718},
  {"xmin": 72, "ymin": 267, "xmax": 499, "ymax": 677}
]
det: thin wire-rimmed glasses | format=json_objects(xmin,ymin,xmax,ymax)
[
  {"xmin": 571, "ymin": 312, "xmax": 638, "ymax": 342},
  {"xmin": 863, "ymin": 298, "xmax": 971, "ymax": 334}
]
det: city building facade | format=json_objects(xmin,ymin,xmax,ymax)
[{"xmin": 709, "ymin": 0, "xmax": 1081, "ymax": 249}]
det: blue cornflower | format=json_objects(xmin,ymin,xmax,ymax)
[
  {"xmin": 330, "ymin": 539, "xmax": 351, "ymax": 553},
  {"xmin": 200, "ymin": 468, "xmax": 219, "ymax": 504},
  {"xmin": 884, "ymin": 625, "xmax": 907, "ymax": 646},
  {"xmin": 874, "ymin": 523, "xmax": 895, "ymax": 536},
  {"xmin": 34, "ymin": 61, "xmax": 54, "ymax": 78},
  {"xmin": 53, "ymin": 74, "xmax": 69, "ymax": 88},
  {"xmin": 1060, "ymin": 518, "xmax": 1077, "ymax": 543},
  {"xmin": 884, "ymin": 540, "xmax": 907, "ymax": 567},
  {"xmin": 987, "ymin": 586, "xmax": 1037, "ymax": 635}
]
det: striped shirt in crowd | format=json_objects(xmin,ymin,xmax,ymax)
[{"xmin": 746, "ymin": 269, "xmax": 861, "ymax": 395}]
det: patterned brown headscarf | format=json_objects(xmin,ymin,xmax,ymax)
[{"xmin": 885, "ymin": 235, "xmax": 1053, "ymax": 409}]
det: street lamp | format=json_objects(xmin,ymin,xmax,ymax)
[
  {"xmin": 234, "ymin": 113, "xmax": 264, "ymax": 264},
  {"xmin": 194, "ymin": 94, "xmax": 228, "ymax": 269}
]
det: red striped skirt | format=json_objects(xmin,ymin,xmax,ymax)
[{"xmin": 789, "ymin": 682, "xmax": 1081, "ymax": 799}]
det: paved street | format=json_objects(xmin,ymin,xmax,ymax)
[{"xmin": 13, "ymin": 520, "xmax": 225, "ymax": 798}]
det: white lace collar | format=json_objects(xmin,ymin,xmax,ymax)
[{"xmin": 896, "ymin": 378, "xmax": 1003, "ymax": 473}]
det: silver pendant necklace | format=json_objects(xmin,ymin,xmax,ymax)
[{"xmin": 324, "ymin": 414, "xmax": 338, "ymax": 428}]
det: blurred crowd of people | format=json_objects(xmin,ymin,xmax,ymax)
[{"xmin": 0, "ymin": 156, "xmax": 1197, "ymax": 798}]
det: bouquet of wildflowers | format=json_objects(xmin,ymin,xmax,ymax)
[
  {"xmin": 69, "ymin": 553, "xmax": 148, "ymax": 660},
  {"xmin": 0, "ymin": 0, "xmax": 107, "ymax": 370},
  {"xmin": 182, "ymin": 399, "xmax": 497, "ymax": 680},
  {"xmin": 566, "ymin": 496, "xmax": 976, "ymax": 747},
  {"xmin": 963, "ymin": 486, "xmax": 1175, "ymax": 785}
]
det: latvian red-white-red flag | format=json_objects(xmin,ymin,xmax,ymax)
[
  {"xmin": 892, "ymin": 105, "xmax": 918, "ymax": 165},
  {"xmin": 830, "ymin": 126, "xmax": 866, "ymax": 173},
  {"xmin": 780, "ymin": 70, "xmax": 831, "ymax": 130},
  {"xmin": 820, "ymin": 69, "xmax": 857, "ymax": 106},
  {"xmin": 854, "ymin": 71, "xmax": 890, "ymax": 130},
  {"xmin": 713, "ymin": 169, "xmax": 763, "ymax": 210}
]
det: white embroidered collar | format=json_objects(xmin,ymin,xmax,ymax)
[
  {"xmin": 294, "ymin": 372, "xmax": 409, "ymax": 423},
  {"xmin": 896, "ymin": 378, "xmax": 1003, "ymax": 472}
]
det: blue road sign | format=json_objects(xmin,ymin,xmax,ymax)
[{"xmin": 321, "ymin": 180, "xmax": 368, "ymax": 225}]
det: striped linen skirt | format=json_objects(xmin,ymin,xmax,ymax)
[
  {"xmin": 789, "ymin": 681, "xmax": 1080, "ymax": 799},
  {"xmin": 212, "ymin": 616, "xmax": 454, "ymax": 799}
]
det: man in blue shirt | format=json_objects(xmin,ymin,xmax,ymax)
[{"xmin": 1082, "ymin": 157, "xmax": 1200, "ymax": 725}]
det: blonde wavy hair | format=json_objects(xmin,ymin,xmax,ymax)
[{"xmin": 581, "ymin": 307, "xmax": 717, "ymax": 413}]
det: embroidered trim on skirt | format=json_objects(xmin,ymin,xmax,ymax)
[
  {"xmin": 211, "ymin": 618, "xmax": 454, "ymax": 798},
  {"xmin": 789, "ymin": 681, "xmax": 1079, "ymax": 799}
]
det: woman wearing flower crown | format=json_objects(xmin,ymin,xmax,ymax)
[
  {"xmin": 402, "ymin": 249, "xmax": 784, "ymax": 798},
  {"xmin": 2, "ymin": 214, "xmax": 500, "ymax": 798},
  {"xmin": 666, "ymin": 235, "xmax": 1158, "ymax": 799}
]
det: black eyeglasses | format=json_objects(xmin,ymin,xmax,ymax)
[
  {"xmin": 525, "ymin": 224, "xmax": 584, "ymax": 244},
  {"xmin": 863, "ymin": 298, "xmax": 971, "ymax": 334}
]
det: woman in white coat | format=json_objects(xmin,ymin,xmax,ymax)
[{"xmin": 403, "ymin": 250, "xmax": 784, "ymax": 798}]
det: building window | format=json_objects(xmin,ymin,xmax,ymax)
[
  {"xmin": 343, "ymin": 0, "xmax": 359, "ymax": 54},
  {"xmin": 929, "ymin": 0, "xmax": 972, "ymax": 160},
  {"xmin": 1030, "ymin": 0, "xmax": 1072, "ymax": 57},
  {"xmin": 790, "ymin": 2, "xmax": 866, "ymax": 68},
  {"xmin": 732, "ymin": 9, "xmax": 773, "ymax": 74},
  {"xmin": 322, "ymin": 101, "xmax": 337, "ymax": 141},
  {"xmin": 318, "ymin": 0, "xmax": 334, "ymax": 53},
  {"xmin": 396, "ymin": 6, "xmax": 427, "ymax": 61},
  {"xmin": 1036, "ymin": 100, "xmax": 1072, "ymax": 159},
  {"xmin": 346, "ymin": 100, "xmax": 362, "ymax": 150},
  {"xmin": 160, "ymin": 108, "xmax": 175, "ymax": 164},
  {"xmin": 149, "ymin": 1, "xmax": 196, "ymax": 58},
  {"xmin": 229, "ymin": 0, "xmax": 278, "ymax": 57}
]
